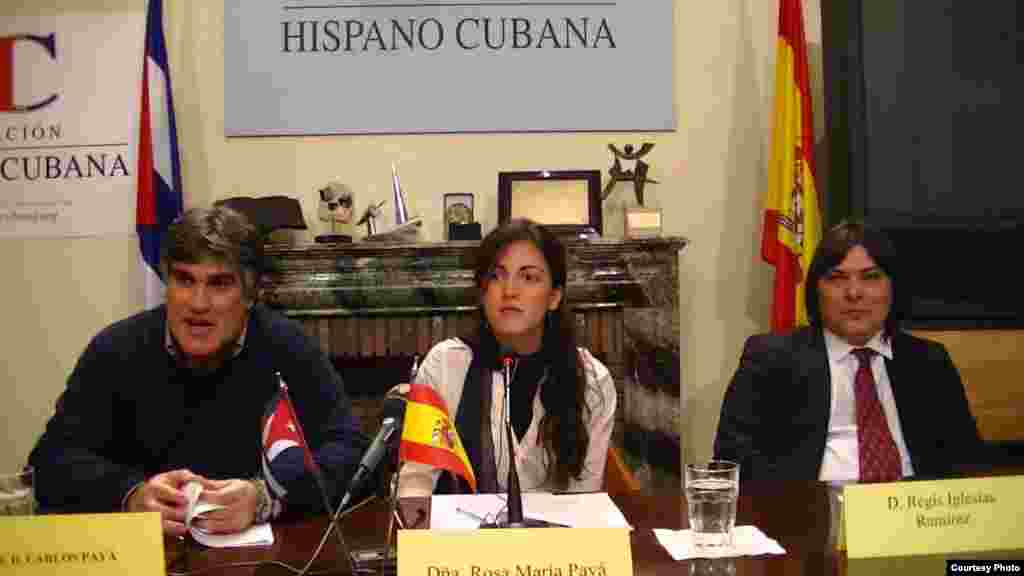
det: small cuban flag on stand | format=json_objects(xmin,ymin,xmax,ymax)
[
  {"xmin": 261, "ymin": 372, "xmax": 338, "ymax": 521},
  {"xmin": 136, "ymin": 0, "xmax": 183, "ymax": 310},
  {"xmin": 262, "ymin": 373, "xmax": 322, "ymax": 496}
]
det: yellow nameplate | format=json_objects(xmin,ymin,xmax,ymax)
[
  {"xmin": 843, "ymin": 475, "xmax": 1024, "ymax": 559},
  {"xmin": 0, "ymin": 513, "xmax": 164, "ymax": 575},
  {"xmin": 398, "ymin": 528, "xmax": 632, "ymax": 576}
]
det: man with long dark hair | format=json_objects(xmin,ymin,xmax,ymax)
[{"xmin": 715, "ymin": 221, "xmax": 984, "ymax": 482}]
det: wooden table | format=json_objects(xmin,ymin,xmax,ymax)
[
  {"xmin": 163, "ymin": 467, "xmax": 1024, "ymax": 575},
  {"xmin": 165, "ymin": 480, "xmax": 849, "ymax": 576}
]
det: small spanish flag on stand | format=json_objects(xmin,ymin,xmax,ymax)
[{"xmin": 398, "ymin": 384, "xmax": 476, "ymax": 492}]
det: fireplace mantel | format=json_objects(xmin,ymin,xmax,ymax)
[{"xmin": 262, "ymin": 236, "xmax": 687, "ymax": 491}]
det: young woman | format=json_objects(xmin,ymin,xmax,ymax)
[{"xmin": 399, "ymin": 219, "xmax": 616, "ymax": 496}]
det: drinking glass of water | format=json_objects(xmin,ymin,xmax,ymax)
[
  {"xmin": 685, "ymin": 460, "xmax": 739, "ymax": 550},
  {"xmin": 0, "ymin": 466, "xmax": 35, "ymax": 517}
]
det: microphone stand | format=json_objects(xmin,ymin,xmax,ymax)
[
  {"xmin": 310, "ymin": 464, "xmax": 363, "ymax": 575},
  {"xmin": 346, "ymin": 427, "xmax": 403, "ymax": 575},
  {"xmin": 481, "ymin": 355, "xmax": 560, "ymax": 529},
  {"xmin": 385, "ymin": 459, "xmax": 404, "ymax": 559},
  {"xmin": 332, "ymin": 469, "xmax": 398, "ymax": 575},
  {"xmin": 502, "ymin": 356, "xmax": 525, "ymax": 525},
  {"xmin": 350, "ymin": 357, "xmax": 416, "ymax": 572}
]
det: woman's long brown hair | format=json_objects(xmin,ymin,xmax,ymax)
[{"xmin": 473, "ymin": 219, "xmax": 591, "ymax": 487}]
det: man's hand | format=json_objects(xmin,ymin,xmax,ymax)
[
  {"xmin": 126, "ymin": 469, "xmax": 202, "ymax": 537},
  {"xmin": 189, "ymin": 479, "xmax": 260, "ymax": 534},
  {"xmin": 386, "ymin": 383, "xmax": 410, "ymax": 397}
]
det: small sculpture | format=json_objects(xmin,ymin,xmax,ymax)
[
  {"xmin": 316, "ymin": 181, "xmax": 354, "ymax": 242},
  {"xmin": 391, "ymin": 162, "xmax": 413, "ymax": 226},
  {"xmin": 356, "ymin": 200, "xmax": 386, "ymax": 237},
  {"xmin": 363, "ymin": 162, "xmax": 422, "ymax": 242},
  {"xmin": 601, "ymin": 142, "xmax": 659, "ymax": 206}
]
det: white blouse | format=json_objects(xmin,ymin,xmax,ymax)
[{"xmin": 398, "ymin": 338, "xmax": 617, "ymax": 497}]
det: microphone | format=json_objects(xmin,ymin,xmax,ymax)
[
  {"xmin": 496, "ymin": 346, "xmax": 526, "ymax": 525},
  {"xmin": 316, "ymin": 395, "xmax": 405, "ymax": 576},
  {"xmin": 338, "ymin": 396, "xmax": 406, "ymax": 510},
  {"xmin": 485, "ymin": 346, "xmax": 562, "ymax": 529}
]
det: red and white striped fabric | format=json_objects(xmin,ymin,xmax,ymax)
[{"xmin": 136, "ymin": 0, "xmax": 183, "ymax": 310}]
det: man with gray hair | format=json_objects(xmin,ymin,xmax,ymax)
[{"xmin": 29, "ymin": 205, "xmax": 368, "ymax": 536}]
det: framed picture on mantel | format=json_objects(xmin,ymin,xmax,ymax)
[{"xmin": 498, "ymin": 170, "xmax": 602, "ymax": 237}]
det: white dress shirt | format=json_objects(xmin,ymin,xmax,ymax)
[
  {"xmin": 398, "ymin": 338, "xmax": 617, "ymax": 497},
  {"xmin": 819, "ymin": 330, "xmax": 915, "ymax": 482}
]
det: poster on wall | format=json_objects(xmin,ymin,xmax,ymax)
[
  {"xmin": 0, "ymin": 13, "xmax": 143, "ymax": 238},
  {"xmin": 225, "ymin": 0, "xmax": 674, "ymax": 136}
]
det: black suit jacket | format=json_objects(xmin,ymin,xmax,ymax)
[{"xmin": 713, "ymin": 327, "xmax": 985, "ymax": 481}]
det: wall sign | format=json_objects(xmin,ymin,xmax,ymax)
[
  {"xmin": 225, "ymin": 1, "xmax": 674, "ymax": 136},
  {"xmin": 0, "ymin": 13, "xmax": 143, "ymax": 238}
]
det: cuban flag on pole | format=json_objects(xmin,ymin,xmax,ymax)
[{"xmin": 137, "ymin": 0, "xmax": 183, "ymax": 310}]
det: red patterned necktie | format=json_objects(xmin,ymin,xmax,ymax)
[{"xmin": 852, "ymin": 348, "xmax": 902, "ymax": 483}]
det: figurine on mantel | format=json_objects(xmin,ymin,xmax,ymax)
[
  {"xmin": 601, "ymin": 142, "xmax": 664, "ymax": 238},
  {"xmin": 356, "ymin": 200, "xmax": 386, "ymax": 237},
  {"xmin": 601, "ymin": 142, "xmax": 659, "ymax": 206},
  {"xmin": 315, "ymin": 181, "xmax": 354, "ymax": 243},
  {"xmin": 362, "ymin": 162, "xmax": 422, "ymax": 242}
]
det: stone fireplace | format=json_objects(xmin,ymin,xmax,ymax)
[{"xmin": 262, "ymin": 237, "xmax": 686, "ymax": 491}]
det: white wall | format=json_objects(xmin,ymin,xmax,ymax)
[{"xmin": 1, "ymin": 0, "xmax": 824, "ymax": 477}]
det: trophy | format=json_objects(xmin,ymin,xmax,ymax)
[
  {"xmin": 602, "ymin": 143, "xmax": 663, "ymax": 238},
  {"xmin": 601, "ymin": 143, "xmax": 659, "ymax": 205}
]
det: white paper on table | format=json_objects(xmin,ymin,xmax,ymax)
[
  {"xmin": 653, "ymin": 525, "xmax": 786, "ymax": 560},
  {"xmin": 430, "ymin": 492, "xmax": 632, "ymax": 531},
  {"xmin": 183, "ymin": 481, "xmax": 275, "ymax": 548}
]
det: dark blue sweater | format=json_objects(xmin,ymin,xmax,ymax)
[{"xmin": 29, "ymin": 304, "xmax": 368, "ymax": 515}]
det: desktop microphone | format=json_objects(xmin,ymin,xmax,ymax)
[
  {"xmin": 316, "ymin": 396, "xmax": 404, "ymax": 576},
  {"xmin": 497, "ymin": 346, "xmax": 526, "ymax": 526},
  {"xmin": 483, "ymin": 347, "xmax": 561, "ymax": 529},
  {"xmin": 338, "ymin": 396, "xmax": 406, "ymax": 511}
]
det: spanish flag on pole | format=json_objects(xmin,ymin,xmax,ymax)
[
  {"xmin": 762, "ymin": 0, "xmax": 822, "ymax": 332},
  {"xmin": 399, "ymin": 384, "xmax": 477, "ymax": 492}
]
